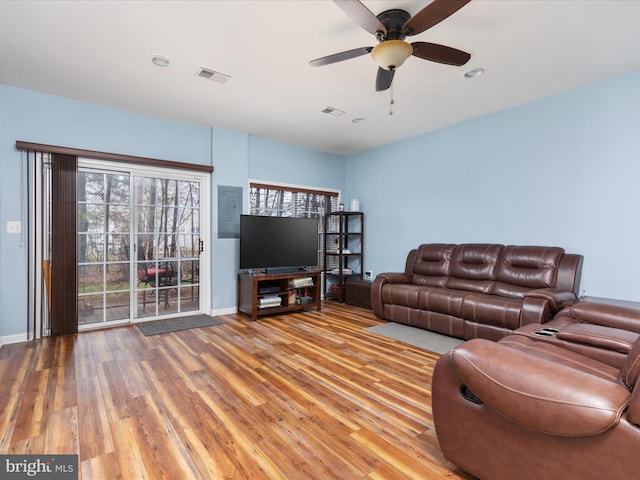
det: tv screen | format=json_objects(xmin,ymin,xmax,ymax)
[{"xmin": 239, "ymin": 215, "xmax": 319, "ymax": 272}]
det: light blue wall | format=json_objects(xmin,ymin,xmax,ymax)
[
  {"xmin": 248, "ymin": 136, "xmax": 345, "ymax": 191},
  {"xmin": 345, "ymin": 69, "xmax": 640, "ymax": 301},
  {"xmin": 0, "ymin": 85, "xmax": 346, "ymax": 338},
  {"xmin": 0, "ymin": 85, "xmax": 211, "ymax": 338},
  {"xmin": 210, "ymin": 127, "xmax": 249, "ymax": 312}
]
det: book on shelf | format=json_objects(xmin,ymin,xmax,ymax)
[
  {"xmin": 258, "ymin": 295, "xmax": 282, "ymax": 308},
  {"xmin": 259, "ymin": 303, "xmax": 281, "ymax": 309},
  {"xmin": 289, "ymin": 277, "xmax": 314, "ymax": 288}
]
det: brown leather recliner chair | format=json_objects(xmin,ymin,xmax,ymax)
[{"xmin": 432, "ymin": 319, "xmax": 640, "ymax": 479}]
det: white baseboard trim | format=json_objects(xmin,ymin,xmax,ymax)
[
  {"xmin": 210, "ymin": 306, "xmax": 237, "ymax": 317},
  {"xmin": 0, "ymin": 332, "xmax": 29, "ymax": 347}
]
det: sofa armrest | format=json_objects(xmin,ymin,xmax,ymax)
[
  {"xmin": 568, "ymin": 301, "xmax": 640, "ymax": 334},
  {"xmin": 373, "ymin": 272, "xmax": 413, "ymax": 285},
  {"xmin": 521, "ymin": 296, "xmax": 553, "ymax": 325},
  {"xmin": 449, "ymin": 339, "xmax": 631, "ymax": 436},
  {"xmin": 525, "ymin": 288, "xmax": 576, "ymax": 312},
  {"xmin": 371, "ymin": 272, "xmax": 413, "ymax": 318}
]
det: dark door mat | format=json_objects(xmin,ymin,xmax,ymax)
[{"xmin": 137, "ymin": 314, "xmax": 223, "ymax": 336}]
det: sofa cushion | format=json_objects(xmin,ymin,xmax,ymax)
[
  {"xmin": 418, "ymin": 287, "xmax": 467, "ymax": 318},
  {"xmin": 411, "ymin": 243, "xmax": 456, "ymax": 287},
  {"xmin": 446, "ymin": 244, "xmax": 502, "ymax": 293},
  {"xmin": 493, "ymin": 246, "xmax": 564, "ymax": 298},
  {"xmin": 461, "ymin": 293, "xmax": 523, "ymax": 330},
  {"xmin": 381, "ymin": 284, "xmax": 467, "ymax": 317}
]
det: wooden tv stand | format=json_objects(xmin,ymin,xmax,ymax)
[{"xmin": 237, "ymin": 270, "xmax": 321, "ymax": 320}]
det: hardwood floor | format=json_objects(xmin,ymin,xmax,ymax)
[{"xmin": 0, "ymin": 302, "xmax": 474, "ymax": 479}]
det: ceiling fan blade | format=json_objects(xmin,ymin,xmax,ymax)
[
  {"xmin": 375, "ymin": 67, "xmax": 395, "ymax": 92},
  {"xmin": 310, "ymin": 46, "xmax": 373, "ymax": 67},
  {"xmin": 412, "ymin": 42, "xmax": 470, "ymax": 66},
  {"xmin": 402, "ymin": 0, "xmax": 471, "ymax": 36},
  {"xmin": 334, "ymin": 0, "xmax": 387, "ymax": 36}
]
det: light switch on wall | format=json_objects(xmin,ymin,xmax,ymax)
[{"xmin": 6, "ymin": 221, "xmax": 22, "ymax": 234}]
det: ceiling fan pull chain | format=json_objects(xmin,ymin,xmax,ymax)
[{"xmin": 389, "ymin": 81, "xmax": 395, "ymax": 116}]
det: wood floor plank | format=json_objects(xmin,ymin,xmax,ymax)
[
  {"xmin": 112, "ymin": 348, "xmax": 152, "ymax": 399},
  {"xmin": 10, "ymin": 369, "xmax": 50, "ymax": 441},
  {"xmin": 351, "ymin": 426, "xmax": 450, "ymax": 480},
  {"xmin": 74, "ymin": 332, "xmax": 99, "ymax": 380},
  {"xmin": 131, "ymin": 393, "xmax": 201, "ymax": 480},
  {"xmin": 0, "ymin": 302, "xmax": 473, "ymax": 480},
  {"xmin": 110, "ymin": 417, "xmax": 152, "ymax": 480},
  {"xmin": 44, "ymin": 406, "xmax": 78, "ymax": 454},
  {"xmin": 50, "ymin": 337, "xmax": 78, "ymax": 412},
  {"xmin": 81, "ymin": 452, "xmax": 123, "ymax": 480},
  {"xmin": 97, "ymin": 360, "xmax": 135, "ymax": 422},
  {"xmin": 76, "ymin": 376, "xmax": 115, "ymax": 459},
  {"xmin": 195, "ymin": 388, "xmax": 292, "ymax": 479}
]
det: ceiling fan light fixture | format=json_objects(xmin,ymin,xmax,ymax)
[{"xmin": 371, "ymin": 40, "xmax": 413, "ymax": 70}]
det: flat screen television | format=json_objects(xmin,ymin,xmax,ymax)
[{"xmin": 239, "ymin": 215, "xmax": 319, "ymax": 273}]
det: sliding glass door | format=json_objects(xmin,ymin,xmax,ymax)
[
  {"xmin": 134, "ymin": 176, "xmax": 202, "ymax": 320},
  {"xmin": 77, "ymin": 161, "xmax": 208, "ymax": 329}
]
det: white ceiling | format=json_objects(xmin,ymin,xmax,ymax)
[{"xmin": 1, "ymin": 0, "xmax": 640, "ymax": 155}]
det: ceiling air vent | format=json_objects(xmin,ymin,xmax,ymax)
[
  {"xmin": 197, "ymin": 67, "xmax": 231, "ymax": 83},
  {"xmin": 321, "ymin": 106, "xmax": 346, "ymax": 117}
]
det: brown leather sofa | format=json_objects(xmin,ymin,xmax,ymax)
[
  {"xmin": 371, "ymin": 243, "xmax": 583, "ymax": 340},
  {"xmin": 432, "ymin": 301, "xmax": 640, "ymax": 480}
]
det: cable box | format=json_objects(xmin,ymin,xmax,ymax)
[{"xmin": 259, "ymin": 286, "xmax": 281, "ymax": 294}]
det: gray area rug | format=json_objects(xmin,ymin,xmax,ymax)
[
  {"xmin": 365, "ymin": 322, "xmax": 464, "ymax": 355},
  {"xmin": 137, "ymin": 314, "xmax": 223, "ymax": 336}
]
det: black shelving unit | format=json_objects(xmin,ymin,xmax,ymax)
[{"xmin": 323, "ymin": 211, "xmax": 363, "ymax": 302}]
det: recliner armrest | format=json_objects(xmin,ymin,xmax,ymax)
[
  {"xmin": 525, "ymin": 288, "xmax": 576, "ymax": 312},
  {"xmin": 449, "ymin": 339, "xmax": 631, "ymax": 436},
  {"xmin": 568, "ymin": 301, "xmax": 640, "ymax": 334},
  {"xmin": 556, "ymin": 324, "xmax": 639, "ymax": 354}
]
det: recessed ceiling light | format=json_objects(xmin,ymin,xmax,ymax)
[
  {"xmin": 151, "ymin": 55, "xmax": 170, "ymax": 67},
  {"xmin": 352, "ymin": 117, "xmax": 366, "ymax": 124},
  {"xmin": 464, "ymin": 67, "xmax": 485, "ymax": 78}
]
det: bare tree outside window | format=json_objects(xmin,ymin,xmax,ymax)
[{"xmin": 249, "ymin": 183, "xmax": 339, "ymax": 270}]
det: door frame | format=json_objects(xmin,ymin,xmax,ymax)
[
  {"xmin": 77, "ymin": 158, "xmax": 211, "ymax": 328},
  {"xmin": 30, "ymin": 157, "xmax": 211, "ymax": 335}
]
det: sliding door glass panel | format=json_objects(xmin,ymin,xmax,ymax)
[
  {"xmin": 134, "ymin": 177, "xmax": 200, "ymax": 319},
  {"xmin": 78, "ymin": 171, "xmax": 131, "ymax": 326}
]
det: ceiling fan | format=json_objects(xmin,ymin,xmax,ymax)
[{"xmin": 310, "ymin": 0, "xmax": 472, "ymax": 91}]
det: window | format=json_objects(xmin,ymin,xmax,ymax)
[{"xmin": 249, "ymin": 182, "xmax": 339, "ymax": 269}]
